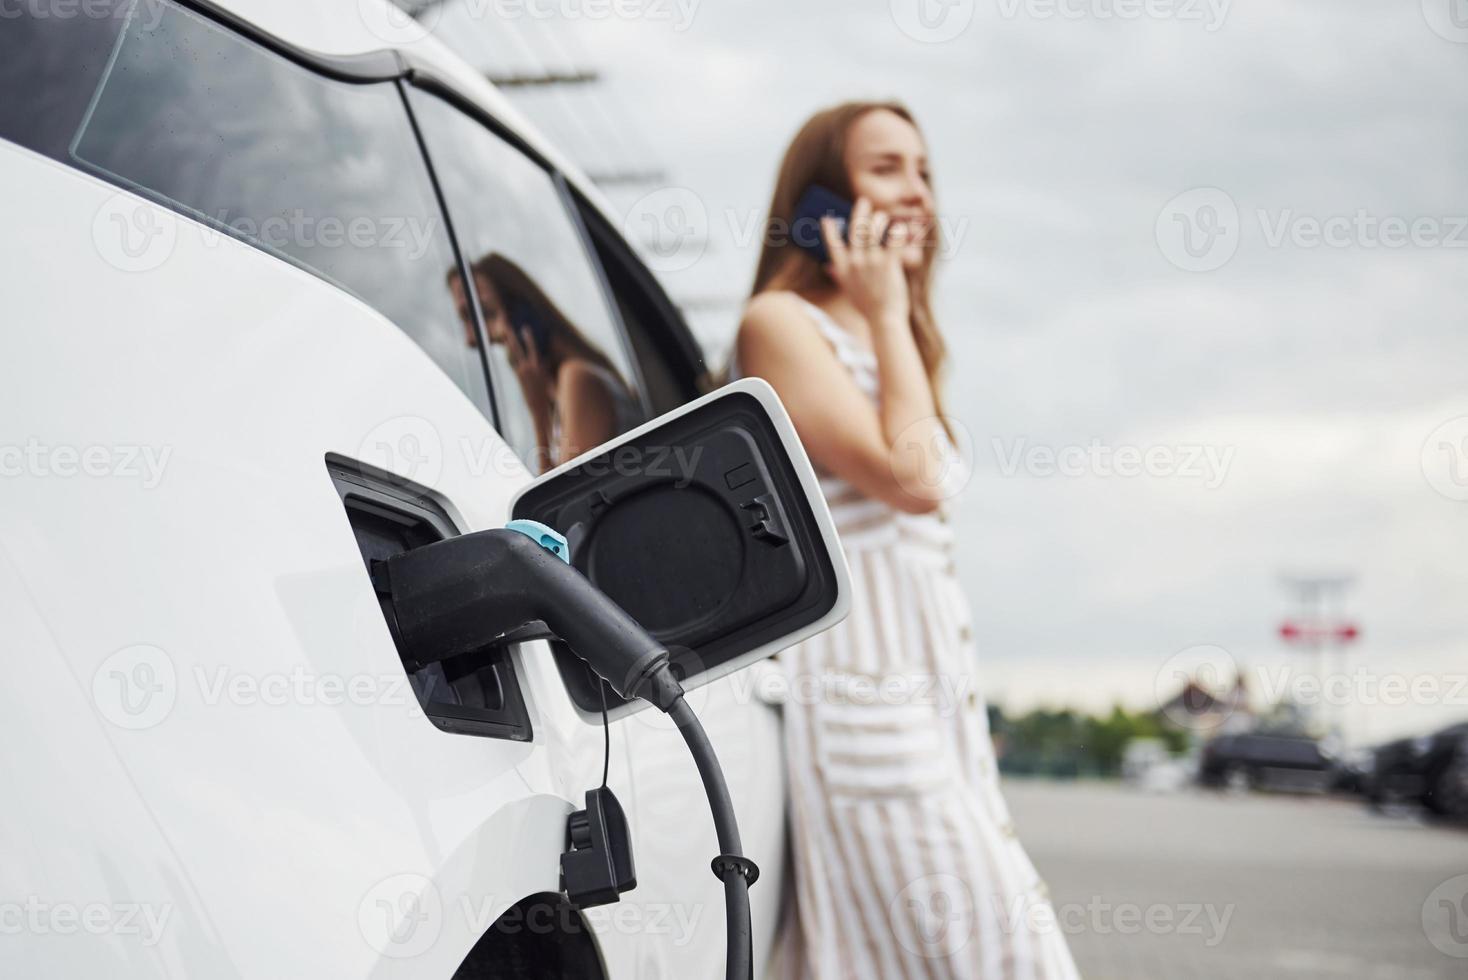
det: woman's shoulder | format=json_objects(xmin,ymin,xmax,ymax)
[
  {"xmin": 742, "ymin": 289, "xmax": 813, "ymax": 325},
  {"xmin": 741, "ymin": 290, "xmax": 865, "ymax": 362},
  {"xmin": 739, "ymin": 290, "xmax": 824, "ymax": 347},
  {"xmin": 556, "ymin": 358, "xmax": 619, "ymax": 400}
]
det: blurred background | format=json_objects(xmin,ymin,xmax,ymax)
[{"xmin": 402, "ymin": 1, "xmax": 1468, "ymax": 976}]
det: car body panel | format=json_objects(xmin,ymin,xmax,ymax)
[
  {"xmin": 1368, "ymin": 724, "xmax": 1468, "ymax": 816},
  {"xmin": 0, "ymin": 80, "xmax": 786, "ymax": 975}
]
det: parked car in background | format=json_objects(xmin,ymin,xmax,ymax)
[
  {"xmin": 1121, "ymin": 738, "xmax": 1193, "ymax": 793},
  {"xmin": 1198, "ymin": 732, "xmax": 1334, "ymax": 793},
  {"xmin": 1366, "ymin": 722, "xmax": 1468, "ymax": 819},
  {"xmin": 1327, "ymin": 745, "xmax": 1375, "ymax": 796}
]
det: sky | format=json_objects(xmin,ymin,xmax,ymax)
[{"xmin": 433, "ymin": 0, "xmax": 1468, "ymax": 742}]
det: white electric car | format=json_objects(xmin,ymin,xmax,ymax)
[{"xmin": 0, "ymin": 2, "xmax": 847, "ymax": 976}]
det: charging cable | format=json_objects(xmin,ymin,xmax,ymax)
[{"xmin": 379, "ymin": 524, "xmax": 758, "ymax": 980}]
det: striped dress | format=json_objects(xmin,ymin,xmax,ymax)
[{"xmin": 741, "ymin": 297, "xmax": 1081, "ymax": 980}]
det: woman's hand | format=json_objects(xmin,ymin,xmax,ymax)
[
  {"xmin": 505, "ymin": 326, "xmax": 552, "ymax": 418},
  {"xmin": 822, "ymin": 196, "xmax": 911, "ymax": 329},
  {"xmin": 504, "ymin": 325, "xmax": 556, "ymax": 469}
]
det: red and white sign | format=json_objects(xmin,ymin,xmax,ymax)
[{"xmin": 1279, "ymin": 621, "xmax": 1360, "ymax": 643}]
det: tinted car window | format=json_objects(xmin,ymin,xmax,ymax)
[
  {"xmin": 1, "ymin": 0, "xmax": 490, "ymax": 416},
  {"xmin": 0, "ymin": 0, "xmax": 130, "ymax": 160},
  {"xmin": 406, "ymin": 89, "xmax": 646, "ymax": 473},
  {"xmin": 574, "ymin": 198, "xmax": 709, "ymax": 414}
]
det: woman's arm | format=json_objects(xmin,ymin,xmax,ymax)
[
  {"xmin": 504, "ymin": 325, "xmax": 557, "ymax": 472},
  {"xmin": 555, "ymin": 359, "xmax": 618, "ymax": 464},
  {"xmin": 737, "ymin": 300, "xmax": 947, "ymax": 515},
  {"xmin": 736, "ymin": 200, "xmax": 952, "ymax": 514}
]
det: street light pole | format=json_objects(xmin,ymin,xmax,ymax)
[{"xmin": 1279, "ymin": 573, "xmax": 1359, "ymax": 743}]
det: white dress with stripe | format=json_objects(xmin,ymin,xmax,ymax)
[{"xmin": 738, "ymin": 297, "xmax": 1081, "ymax": 980}]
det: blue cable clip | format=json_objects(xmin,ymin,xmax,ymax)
[{"xmin": 504, "ymin": 519, "xmax": 571, "ymax": 564}]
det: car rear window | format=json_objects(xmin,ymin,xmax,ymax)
[
  {"xmin": 0, "ymin": 0, "xmax": 493, "ymax": 418},
  {"xmin": 0, "ymin": 0, "xmax": 130, "ymax": 160}
]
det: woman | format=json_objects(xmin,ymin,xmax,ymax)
[
  {"xmin": 734, "ymin": 102, "xmax": 1081, "ymax": 980},
  {"xmin": 451, "ymin": 253, "xmax": 641, "ymax": 472}
]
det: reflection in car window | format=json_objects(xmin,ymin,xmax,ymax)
[
  {"xmin": 408, "ymin": 89, "xmax": 646, "ymax": 474},
  {"xmin": 0, "ymin": 0, "xmax": 130, "ymax": 162},
  {"xmin": 64, "ymin": 0, "xmax": 489, "ymax": 415}
]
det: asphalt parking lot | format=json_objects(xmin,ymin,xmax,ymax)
[{"xmin": 1004, "ymin": 780, "xmax": 1468, "ymax": 979}]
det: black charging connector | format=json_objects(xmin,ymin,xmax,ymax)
[
  {"xmin": 380, "ymin": 528, "xmax": 678, "ymax": 708},
  {"xmin": 379, "ymin": 527, "xmax": 757, "ymax": 980},
  {"xmin": 561, "ymin": 786, "xmax": 637, "ymax": 908}
]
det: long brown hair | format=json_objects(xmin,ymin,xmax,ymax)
[
  {"xmin": 751, "ymin": 101, "xmax": 949, "ymax": 427},
  {"xmin": 465, "ymin": 253, "xmax": 621, "ymax": 380}
]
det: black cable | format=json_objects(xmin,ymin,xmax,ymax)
[
  {"xmin": 667, "ymin": 694, "xmax": 755, "ymax": 980},
  {"xmin": 599, "ymin": 679, "xmax": 611, "ymax": 790},
  {"xmin": 381, "ymin": 531, "xmax": 756, "ymax": 976}
]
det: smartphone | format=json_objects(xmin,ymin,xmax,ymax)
[
  {"xmin": 508, "ymin": 298, "xmax": 553, "ymax": 360},
  {"xmin": 791, "ymin": 184, "xmax": 853, "ymax": 265}
]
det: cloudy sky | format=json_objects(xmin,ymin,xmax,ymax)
[{"xmin": 440, "ymin": 0, "xmax": 1468, "ymax": 741}]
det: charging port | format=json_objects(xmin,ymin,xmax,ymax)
[{"xmin": 327, "ymin": 456, "xmax": 532, "ymax": 741}]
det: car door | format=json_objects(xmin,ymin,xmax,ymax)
[
  {"xmin": 571, "ymin": 200, "xmax": 797, "ymax": 980},
  {"xmin": 402, "ymin": 84, "xmax": 791, "ymax": 979},
  {"xmin": 566, "ymin": 160, "xmax": 795, "ymax": 980},
  {"xmin": 0, "ymin": 4, "xmax": 615, "ymax": 977}
]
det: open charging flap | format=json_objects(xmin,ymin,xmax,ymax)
[{"xmin": 511, "ymin": 378, "xmax": 851, "ymax": 721}]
